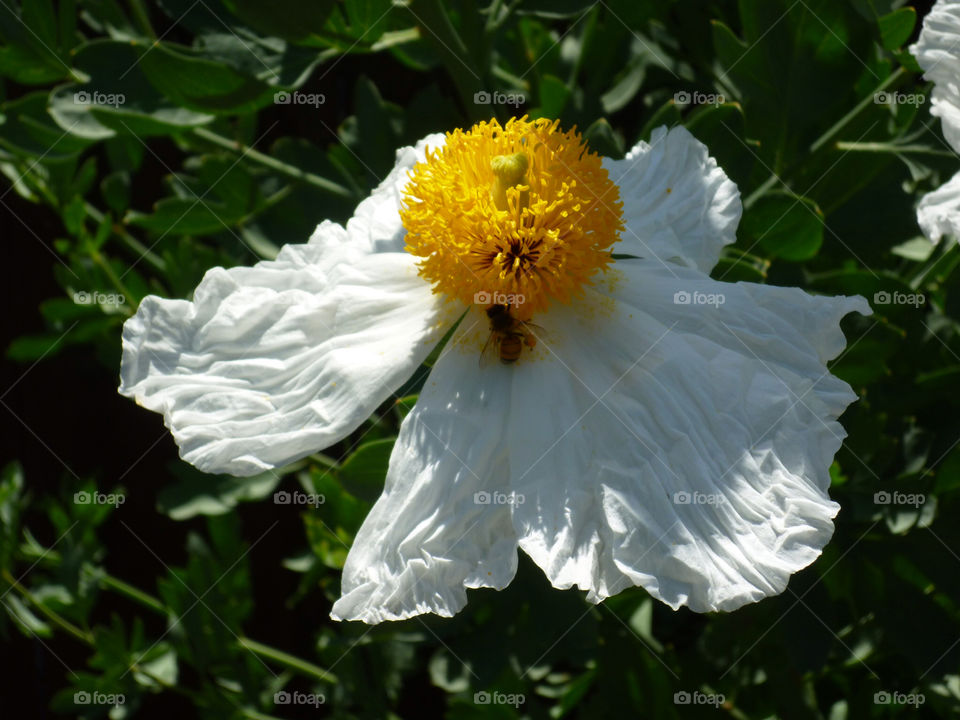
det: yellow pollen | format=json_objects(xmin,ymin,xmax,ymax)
[{"xmin": 400, "ymin": 116, "xmax": 624, "ymax": 317}]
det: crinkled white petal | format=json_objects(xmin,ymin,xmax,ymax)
[
  {"xmin": 918, "ymin": 169, "xmax": 960, "ymax": 243},
  {"xmin": 602, "ymin": 125, "xmax": 741, "ymax": 273},
  {"xmin": 120, "ymin": 133, "xmax": 450, "ymax": 476},
  {"xmin": 507, "ymin": 261, "xmax": 869, "ymax": 612},
  {"xmin": 911, "ymin": 0, "xmax": 960, "ymax": 155},
  {"xmin": 911, "ymin": 1, "xmax": 960, "ymax": 242},
  {"xmin": 347, "ymin": 133, "xmax": 446, "ymax": 253},
  {"xmin": 331, "ymin": 309, "xmax": 519, "ymax": 623},
  {"xmin": 120, "ymin": 223, "xmax": 453, "ymax": 477}
]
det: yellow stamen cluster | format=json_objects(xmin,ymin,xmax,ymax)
[{"xmin": 400, "ymin": 116, "xmax": 624, "ymax": 318}]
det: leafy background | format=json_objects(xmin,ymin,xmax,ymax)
[{"xmin": 2, "ymin": 0, "xmax": 959, "ymax": 718}]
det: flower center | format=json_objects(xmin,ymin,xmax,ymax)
[{"xmin": 400, "ymin": 117, "xmax": 623, "ymax": 318}]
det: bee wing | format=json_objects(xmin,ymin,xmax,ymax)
[
  {"xmin": 479, "ymin": 332, "xmax": 501, "ymax": 368},
  {"xmin": 520, "ymin": 321, "xmax": 548, "ymax": 346}
]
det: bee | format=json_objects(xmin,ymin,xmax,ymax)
[{"xmin": 480, "ymin": 304, "xmax": 542, "ymax": 366}]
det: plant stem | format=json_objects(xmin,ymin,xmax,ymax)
[
  {"xmin": 191, "ymin": 127, "xmax": 354, "ymax": 199},
  {"xmin": 85, "ymin": 203, "xmax": 166, "ymax": 273},
  {"xmin": 14, "ymin": 545, "xmax": 340, "ymax": 685},
  {"xmin": 810, "ymin": 67, "xmax": 906, "ymax": 153},
  {"xmin": 411, "ymin": 0, "xmax": 485, "ymax": 120},
  {"xmin": 745, "ymin": 67, "xmax": 909, "ymax": 209},
  {"xmin": 834, "ymin": 141, "xmax": 954, "ymax": 157},
  {"xmin": 2, "ymin": 568, "xmax": 93, "ymax": 644},
  {"xmin": 99, "ymin": 572, "xmax": 167, "ymax": 614},
  {"xmin": 128, "ymin": 0, "xmax": 156, "ymax": 38},
  {"xmin": 238, "ymin": 637, "xmax": 339, "ymax": 684},
  {"xmin": 89, "ymin": 250, "xmax": 135, "ymax": 315}
]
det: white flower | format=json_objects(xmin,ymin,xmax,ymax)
[
  {"xmin": 912, "ymin": 0, "xmax": 960, "ymax": 242},
  {"xmin": 120, "ymin": 117, "xmax": 869, "ymax": 624}
]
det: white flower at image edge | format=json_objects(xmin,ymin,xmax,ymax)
[
  {"xmin": 912, "ymin": 0, "xmax": 960, "ymax": 242},
  {"xmin": 119, "ymin": 121, "xmax": 869, "ymax": 624}
]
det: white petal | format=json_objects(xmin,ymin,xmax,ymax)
[
  {"xmin": 919, "ymin": 170, "xmax": 960, "ymax": 243},
  {"xmin": 120, "ymin": 222, "xmax": 454, "ymax": 476},
  {"xmin": 911, "ymin": 0, "xmax": 960, "ymax": 154},
  {"xmin": 347, "ymin": 133, "xmax": 446, "ymax": 253},
  {"xmin": 331, "ymin": 309, "xmax": 519, "ymax": 623},
  {"xmin": 603, "ymin": 125, "xmax": 741, "ymax": 273},
  {"xmin": 507, "ymin": 261, "xmax": 869, "ymax": 612}
]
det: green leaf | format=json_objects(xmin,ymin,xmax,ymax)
[
  {"xmin": 319, "ymin": 0, "xmax": 393, "ymax": 51},
  {"xmin": 600, "ymin": 56, "xmax": 645, "ymax": 115},
  {"xmin": 0, "ymin": 92, "xmax": 91, "ymax": 159},
  {"xmin": 49, "ymin": 39, "xmax": 214, "ymax": 139},
  {"xmin": 222, "ymin": 0, "xmax": 336, "ymax": 41},
  {"xmin": 0, "ymin": 0, "xmax": 72, "ymax": 84},
  {"xmin": 741, "ymin": 191, "xmax": 825, "ymax": 261},
  {"xmin": 538, "ymin": 74, "xmax": 572, "ymax": 117},
  {"xmin": 583, "ymin": 118, "xmax": 624, "ymax": 159},
  {"xmin": 62, "ymin": 194, "xmax": 86, "ymax": 235},
  {"xmin": 157, "ymin": 467, "xmax": 285, "ymax": 520},
  {"xmin": 4, "ymin": 595, "xmax": 53, "ymax": 638},
  {"xmin": 338, "ymin": 438, "xmax": 394, "ymax": 503},
  {"xmin": 891, "ymin": 237, "xmax": 936, "ymax": 262},
  {"xmin": 878, "ymin": 8, "xmax": 916, "ymax": 51},
  {"xmin": 137, "ymin": 40, "xmax": 278, "ymax": 114},
  {"xmin": 125, "ymin": 154, "xmax": 257, "ymax": 235},
  {"xmin": 101, "ymin": 171, "xmax": 130, "ymax": 213},
  {"xmin": 517, "ymin": 0, "xmax": 598, "ymax": 19}
]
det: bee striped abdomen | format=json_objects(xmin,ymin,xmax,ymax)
[{"xmin": 499, "ymin": 334, "xmax": 523, "ymax": 363}]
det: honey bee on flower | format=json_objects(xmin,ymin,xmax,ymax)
[{"xmin": 120, "ymin": 116, "xmax": 868, "ymax": 624}]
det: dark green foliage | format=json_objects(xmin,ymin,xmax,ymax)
[{"xmin": 2, "ymin": 1, "xmax": 959, "ymax": 718}]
